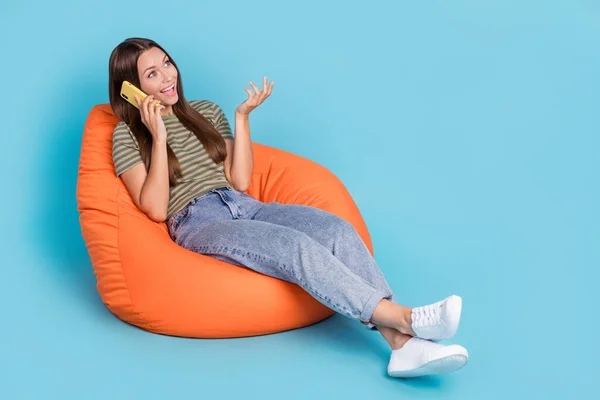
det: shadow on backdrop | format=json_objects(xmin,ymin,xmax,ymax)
[{"xmin": 289, "ymin": 313, "xmax": 456, "ymax": 389}]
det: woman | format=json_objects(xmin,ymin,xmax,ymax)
[{"xmin": 108, "ymin": 37, "xmax": 469, "ymax": 378}]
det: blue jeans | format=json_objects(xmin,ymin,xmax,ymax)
[{"xmin": 167, "ymin": 186, "xmax": 397, "ymax": 328}]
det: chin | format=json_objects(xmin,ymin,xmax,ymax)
[{"xmin": 159, "ymin": 94, "xmax": 179, "ymax": 106}]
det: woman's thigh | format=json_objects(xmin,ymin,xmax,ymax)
[
  {"xmin": 177, "ymin": 218, "xmax": 302, "ymax": 279},
  {"xmin": 251, "ymin": 202, "xmax": 364, "ymax": 253}
]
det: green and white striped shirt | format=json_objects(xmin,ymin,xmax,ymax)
[{"xmin": 112, "ymin": 100, "xmax": 234, "ymax": 220}]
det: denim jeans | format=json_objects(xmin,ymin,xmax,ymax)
[{"xmin": 167, "ymin": 186, "xmax": 397, "ymax": 328}]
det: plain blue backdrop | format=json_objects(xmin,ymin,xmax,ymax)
[{"xmin": 1, "ymin": 0, "xmax": 598, "ymax": 398}]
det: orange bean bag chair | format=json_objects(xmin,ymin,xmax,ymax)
[{"xmin": 76, "ymin": 103, "xmax": 374, "ymax": 338}]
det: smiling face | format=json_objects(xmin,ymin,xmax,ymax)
[{"xmin": 137, "ymin": 47, "xmax": 179, "ymax": 112}]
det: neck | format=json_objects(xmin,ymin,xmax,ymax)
[{"xmin": 161, "ymin": 105, "xmax": 175, "ymax": 116}]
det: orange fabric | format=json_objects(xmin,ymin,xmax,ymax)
[{"xmin": 76, "ymin": 104, "xmax": 374, "ymax": 338}]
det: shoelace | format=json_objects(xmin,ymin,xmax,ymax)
[{"xmin": 412, "ymin": 303, "xmax": 442, "ymax": 328}]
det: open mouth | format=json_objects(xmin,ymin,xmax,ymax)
[{"xmin": 160, "ymin": 83, "xmax": 176, "ymax": 96}]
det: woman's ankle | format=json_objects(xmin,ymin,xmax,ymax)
[
  {"xmin": 371, "ymin": 300, "xmax": 416, "ymax": 336},
  {"xmin": 397, "ymin": 307, "xmax": 416, "ymax": 336},
  {"xmin": 377, "ymin": 326, "xmax": 412, "ymax": 350},
  {"xmin": 391, "ymin": 332, "xmax": 411, "ymax": 350}
]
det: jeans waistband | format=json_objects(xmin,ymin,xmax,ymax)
[{"xmin": 168, "ymin": 186, "xmax": 232, "ymax": 227}]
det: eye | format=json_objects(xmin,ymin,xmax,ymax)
[{"xmin": 148, "ymin": 61, "xmax": 171, "ymax": 78}]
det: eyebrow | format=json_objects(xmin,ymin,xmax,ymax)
[{"xmin": 143, "ymin": 54, "xmax": 168, "ymax": 75}]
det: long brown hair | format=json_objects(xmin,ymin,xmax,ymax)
[{"xmin": 108, "ymin": 37, "xmax": 227, "ymax": 187}]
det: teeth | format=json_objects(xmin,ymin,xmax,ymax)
[{"xmin": 161, "ymin": 84, "xmax": 174, "ymax": 93}]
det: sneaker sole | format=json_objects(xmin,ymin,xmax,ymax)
[{"xmin": 388, "ymin": 354, "xmax": 468, "ymax": 378}]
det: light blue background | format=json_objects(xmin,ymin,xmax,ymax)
[{"xmin": 1, "ymin": 0, "xmax": 598, "ymax": 398}]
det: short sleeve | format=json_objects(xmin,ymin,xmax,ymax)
[
  {"xmin": 112, "ymin": 122, "xmax": 143, "ymax": 176},
  {"xmin": 211, "ymin": 103, "xmax": 234, "ymax": 140}
]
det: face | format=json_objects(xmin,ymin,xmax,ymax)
[{"xmin": 137, "ymin": 47, "xmax": 179, "ymax": 107}]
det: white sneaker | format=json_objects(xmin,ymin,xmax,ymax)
[
  {"xmin": 388, "ymin": 337, "xmax": 469, "ymax": 378},
  {"xmin": 411, "ymin": 295, "xmax": 462, "ymax": 341}
]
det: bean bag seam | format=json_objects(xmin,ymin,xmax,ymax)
[{"xmin": 115, "ymin": 184, "xmax": 155, "ymax": 330}]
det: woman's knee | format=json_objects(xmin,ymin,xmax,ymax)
[{"xmin": 327, "ymin": 215, "xmax": 360, "ymax": 243}]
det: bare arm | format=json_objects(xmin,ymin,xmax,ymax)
[
  {"xmin": 224, "ymin": 112, "xmax": 253, "ymax": 191},
  {"xmin": 120, "ymin": 95, "xmax": 170, "ymax": 222},
  {"xmin": 120, "ymin": 138, "xmax": 169, "ymax": 222},
  {"xmin": 225, "ymin": 77, "xmax": 274, "ymax": 191}
]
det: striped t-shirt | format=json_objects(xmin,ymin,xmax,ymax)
[{"xmin": 112, "ymin": 100, "xmax": 234, "ymax": 220}]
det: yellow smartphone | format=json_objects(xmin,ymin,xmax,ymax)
[{"xmin": 120, "ymin": 80, "xmax": 160, "ymax": 109}]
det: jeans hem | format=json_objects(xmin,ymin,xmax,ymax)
[{"xmin": 359, "ymin": 289, "xmax": 389, "ymax": 328}]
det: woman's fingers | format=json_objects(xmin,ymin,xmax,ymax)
[
  {"xmin": 149, "ymin": 98, "xmax": 162, "ymax": 120},
  {"xmin": 249, "ymin": 81, "xmax": 260, "ymax": 97},
  {"xmin": 265, "ymin": 80, "xmax": 274, "ymax": 97},
  {"xmin": 241, "ymin": 77, "xmax": 274, "ymax": 113},
  {"xmin": 258, "ymin": 77, "xmax": 273, "ymax": 99},
  {"xmin": 153, "ymin": 104, "xmax": 164, "ymax": 122},
  {"xmin": 262, "ymin": 77, "xmax": 269, "ymax": 94},
  {"xmin": 149, "ymin": 97, "xmax": 157, "ymax": 119},
  {"xmin": 140, "ymin": 95, "xmax": 151, "ymax": 120},
  {"xmin": 136, "ymin": 95, "xmax": 147, "ymax": 120}
]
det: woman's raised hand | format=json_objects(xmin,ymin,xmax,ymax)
[{"xmin": 236, "ymin": 76, "xmax": 274, "ymax": 116}]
